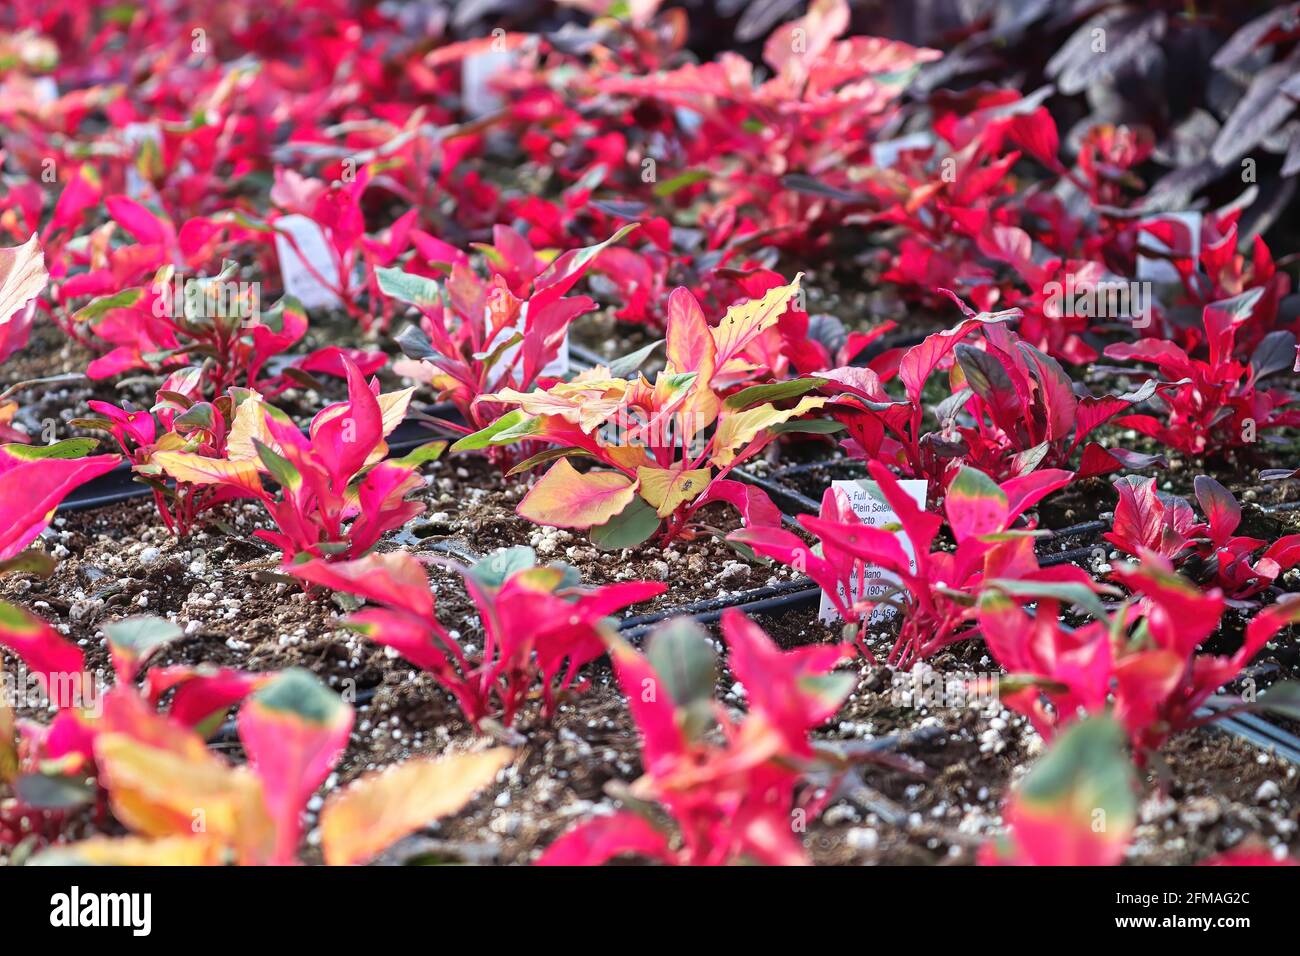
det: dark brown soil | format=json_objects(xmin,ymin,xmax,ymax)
[
  {"xmin": 3, "ymin": 476, "xmax": 1297, "ymax": 865},
  {"xmin": 5, "ymin": 351, "xmax": 1300, "ymax": 866},
  {"xmin": 378, "ymin": 604, "xmax": 1300, "ymax": 866}
]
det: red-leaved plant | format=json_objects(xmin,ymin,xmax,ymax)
[
  {"xmin": 730, "ymin": 461, "xmax": 1095, "ymax": 667},
  {"xmin": 148, "ymin": 355, "xmax": 440, "ymax": 562},
  {"xmin": 978, "ymin": 557, "xmax": 1300, "ymax": 757},
  {"xmin": 0, "ymin": 441, "xmax": 121, "ymax": 573},
  {"xmin": 75, "ymin": 367, "xmax": 243, "ymax": 536},
  {"xmin": 67, "ymin": 255, "xmax": 383, "ymax": 392},
  {"xmin": 981, "ymin": 717, "xmax": 1136, "ymax": 867},
  {"xmin": 1104, "ymin": 474, "xmax": 1300, "ymax": 601},
  {"xmin": 454, "ymin": 277, "xmax": 818, "ymax": 546},
  {"xmin": 0, "ymin": 603, "xmax": 512, "ymax": 865},
  {"xmin": 816, "ymin": 294, "xmax": 1162, "ymax": 490},
  {"xmin": 387, "ymin": 224, "xmax": 636, "ymax": 446},
  {"xmin": 0, "ymin": 608, "xmax": 266, "ymax": 853},
  {"xmin": 537, "ymin": 610, "xmax": 854, "ymax": 866},
  {"xmin": 1102, "ymin": 296, "xmax": 1300, "ymax": 457},
  {"xmin": 290, "ymin": 546, "xmax": 664, "ymax": 727}
]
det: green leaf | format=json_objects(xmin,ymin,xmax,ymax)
[
  {"xmin": 1017, "ymin": 716, "xmax": 1135, "ymax": 828},
  {"xmin": 254, "ymin": 439, "xmax": 302, "ymax": 491},
  {"xmin": 15, "ymin": 773, "xmax": 95, "ymax": 810},
  {"xmin": 505, "ymin": 446, "xmax": 594, "ymax": 477},
  {"xmin": 1, "ymin": 438, "xmax": 101, "ymax": 460},
  {"xmin": 171, "ymin": 402, "xmax": 216, "ymax": 431},
  {"xmin": 72, "ymin": 288, "xmax": 143, "ymax": 324},
  {"xmin": 377, "ymin": 267, "xmax": 442, "ymax": 309},
  {"xmin": 389, "ymin": 440, "xmax": 447, "ymax": 469},
  {"xmin": 154, "ymin": 388, "xmax": 198, "ymax": 411},
  {"xmin": 769, "ymin": 419, "xmax": 844, "ymax": 436},
  {"xmin": 662, "ymin": 371, "xmax": 698, "ymax": 393},
  {"xmin": 467, "ymin": 546, "xmax": 537, "ymax": 591},
  {"xmin": 281, "ymin": 368, "xmax": 326, "ymax": 392},
  {"xmin": 799, "ymin": 672, "xmax": 857, "ymax": 711},
  {"xmin": 645, "ymin": 618, "xmax": 717, "ymax": 740},
  {"xmin": 976, "ymin": 529, "xmax": 1051, "ymax": 543},
  {"xmin": 65, "ymin": 418, "xmax": 117, "ymax": 434},
  {"xmin": 1242, "ymin": 680, "xmax": 1300, "ymax": 721},
  {"xmin": 473, "ymin": 330, "xmax": 522, "ymax": 369},
  {"xmin": 590, "ymin": 495, "xmax": 660, "ymax": 550},
  {"xmin": 104, "ymin": 616, "xmax": 183, "ymax": 659},
  {"xmin": 451, "ymin": 409, "xmax": 529, "ymax": 452},
  {"xmin": 0, "ymin": 550, "xmax": 57, "ymax": 578},
  {"xmin": 252, "ymin": 668, "xmax": 347, "ymax": 725},
  {"xmin": 985, "ymin": 578, "xmax": 1109, "ymax": 621},
  {"xmin": 394, "ymin": 323, "xmax": 440, "ymax": 361},
  {"xmin": 724, "ymin": 378, "xmax": 827, "ymax": 410},
  {"xmin": 607, "ymin": 340, "xmax": 664, "ymax": 379},
  {"xmin": 652, "ymin": 170, "xmax": 709, "ymax": 198}
]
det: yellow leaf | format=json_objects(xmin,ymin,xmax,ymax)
[
  {"xmin": 225, "ymin": 391, "xmax": 273, "ymax": 463},
  {"xmin": 482, "ymin": 381, "xmax": 629, "ymax": 433},
  {"xmin": 637, "ymin": 466, "xmax": 712, "ymax": 518},
  {"xmin": 32, "ymin": 835, "xmax": 221, "ymax": 866},
  {"xmin": 604, "ymin": 443, "xmax": 654, "ymax": 471},
  {"xmin": 151, "ymin": 431, "xmax": 190, "ymax": 452},
  {"xmin": 711, "ymin": 396, "xmax": 828, "ymax": 467},
  {"xmin": 0, "ymin": 400, "xmax": 19, "ymax": 432},
  {"xmin": 377, "ymin": 386, "xmax": 416, "ymax": 437},
  {"xmin": 152, "ymin": 451, "xmax": 263, "ymax": 495},
  {"xmin": 94, "ymin": 734, "xmax": 273, "ymax": 863},
  {"xmin": 711, "ymin": 274, "xmax": 802, "ymax": 369},
  {"xmin": 665, "ymin": 287, "xmax": 721, "ymax": 443},
  {"xmin": 321, "ymin": 748, "xmax": 514, "ymax": 866},
  {"xmin": 665, "ymin": 287, "xmax": 715, "ymax": 380},
  {"xmin": 517, "ymin": 458, "xmax": 639, "ymax": 529},
  {"xmin": 0, "ymin": 666, "xmax": 15, "ymax": 785}
]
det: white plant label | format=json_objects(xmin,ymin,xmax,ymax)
[
  {"xmin": 461, "ymin": 51, "xmax": 515, "ymax": 118},
  {"xmin": 274, "ymin": 214, "xmax": 342, "ymax": 310},
  {"xmin": 1136, "ymin": 211, "xmax": 1201, "ymax": 285},
  {"xmin": 818, "ymin": 478, "xmax": 928, "ymax": 625}
]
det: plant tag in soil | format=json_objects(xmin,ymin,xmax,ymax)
[
  {"xmin": 483, "ymin": 300, "xmax": 570, "ymax": 378},
  {"xmin": 1136, "ymin": 211, "xmax": 1200, "ymax": 285},
  {"xmin": 274, "ymin": 214, "xmax": 343, "ymax": 310},
  {"xmin": 818, "ymin": 478, "xmax": 927, "ymax": 625}
]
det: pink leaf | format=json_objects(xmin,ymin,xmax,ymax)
[
  {"xmin": 237, "ymin": 670, "xmax": 353, "ymax": 865},
  {"xmin": 536, "ymin": 811, "xmax": 676, "ymax": 866}
]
